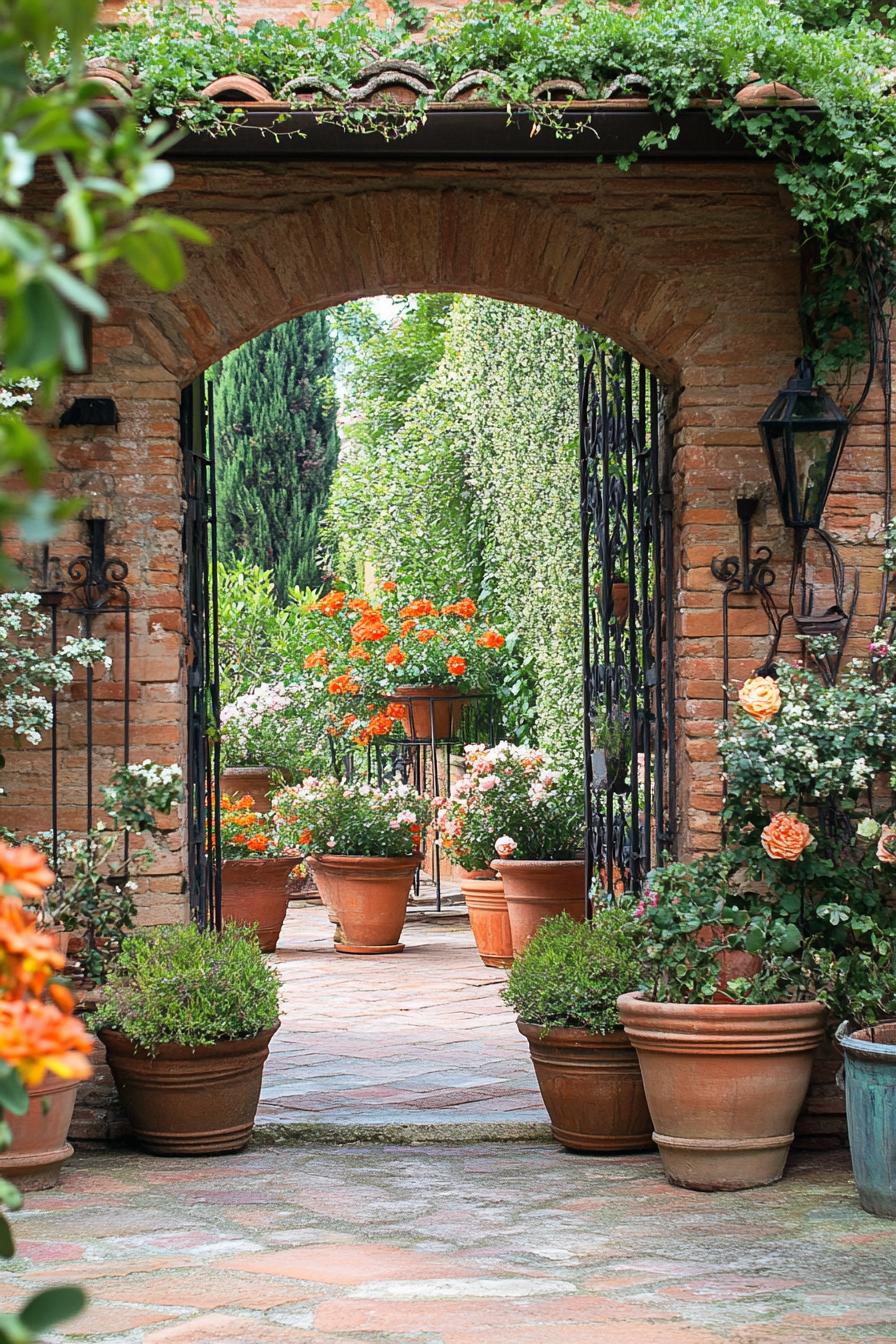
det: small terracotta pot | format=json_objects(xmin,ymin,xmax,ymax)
[
  {"xmin": 307, "ymin": 853, "xmax": 422, "ymax": 954},
  {"xmin": 695, "ymin": 924, "xmax": 762, "ymax": 1003},
  {"xmin": 461, "ymin": 874, "xmax": 512, "ymax": 968},
  {"xmin": 490, "ymin": 858, "xmax": 586, "ymax": 955},
  {"xmin": 518, "ymin": 1021, "xmax": 653, "ymax": 1152},
  {"xmin": 0, "ymin": 1074, "xmax": 80, "ymax": 1190},
  {"xmin": 387, "ymin": 686, "xmax": 469, "ymax": 741},
  {"xmin": 610, "ymin": 580, "xmax": 630, "ymax": 622},
  {"xmin": 101, "ymin": 1023, "xmax": 279, "ymax": 1155},
  {"xmin": 221, "ymin": 855, "xmax": 294, "ymax": 952},
  {"xmin": 221, "ymin": 766, "xmax": 276, "ymax": 814},
  {"xmin": 618, "ymin": 992, "xmax": 827, "ymax": 1191}
]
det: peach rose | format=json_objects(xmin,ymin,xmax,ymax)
[
  {"xmin": 877, "ymin": 823, "xmax": 896, "ymax": 866},
  {"xmin": 738, "ymin": 675, "xmax": 782, "ymax": 722},
  {"xmin": 761, "ymin": 812, "xmax": 812, "ymax": 862}
]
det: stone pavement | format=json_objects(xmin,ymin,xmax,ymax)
[
  {"xmin": 260, "ymin": 903, "xmax": 547, "ymax": 1132},
  {"xmin": 4, "ymin": 1145, "xmax": 896, "ymax": 1342}
]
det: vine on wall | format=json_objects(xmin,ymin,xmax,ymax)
[{"xmin": 32, "ymin": 0, "xmax": 896, "ymax": 374}]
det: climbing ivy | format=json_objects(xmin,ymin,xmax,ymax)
[
  {"xmin": 328, "ymin": 296, "xmax": 581, "ymax": 756},
  {"xmin": 30, "ymin": 0, "xmax": 896, "ymax": 376}
]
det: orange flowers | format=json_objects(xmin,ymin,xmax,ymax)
[
  {"xmin": 0, "ymin": 895, "xmax": 64, "ymax": 999},
  {"xmin": 365, "ymin": 712, "xmax": 396, "ymax": 738},
  {"xmin": 476, "ymin": 629, "xmax": 505, "ymax": 649},
  {"xmin": 761, "ymin": 812, "xmax": 812, "ymax": 861},
  {"xmin": 313, "ymin": 590, "xmax": 345, "ymax": 617},
  {"xmin": 351, "ymin": 611, "xmax": 390, "ymax": 643},
  {"xmin": 385, "ymin": 644, "xmax": 406, "ymax": 667},
  {"xmin": 442, "ymin": 598, "xmax": 477, "ymax": 618},
  {"xmin": 304, "ymin": 648, "xmax": 329, "ymax": 671},
  {"xmin": 0, "ymin": 841, "xmax": 55, "ymax": 902},
  {"xmin": 416, "ymin": 628, "xmax": 438, "ymax": 644},
  {"xmin": 400, "ymin": 618, "xmax": 417, "ymax": 637},
  {"xmin": 0, "ymin": 999, "xmax": 93, "ymax": 1087},
  {"xmin": 447, "ymin": 655, "xmax": 467, "ymax": 677},
  {"xmin": 381, "ymin": 580, "xmax": 397, "ymax": 592},
  {"xmin": 246, "ymin": 834, "xmax": 270, "ymax": 853},
  {"xmin": 400, "ymin": 599, "xmax": 435, "ymax": 619},
  {"xmin": 348, "ymin": 597, "xmax": 371, "ymax": 612},
  {"xmin": 738, "ymin": 676, "xmax": 782, "ymax": 722},
  {"xmin": 328, "ymin": 674, "xmax": 361, "ymax": 695},
  {"xmin": 348, "ymin": 644, "xmax": 372, "ymax": 662}
]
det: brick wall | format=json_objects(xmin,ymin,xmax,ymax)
[{"xmin": 8, "ymin": 155, "xmax": 891, "ymax": 922}]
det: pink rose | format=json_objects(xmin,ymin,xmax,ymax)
[{"xmin": 495, "ymin": 835, "xmax": 517, "ymax": 858}]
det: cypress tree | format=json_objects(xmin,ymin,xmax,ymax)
[{"xmin": 212, "ymin": 313, "xmax": 338, "ymax": 600}]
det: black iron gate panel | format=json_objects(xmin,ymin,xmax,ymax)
[
  {"xmin": 181, "ymin": 375, "xmax": 222, "ymax": 929},
  {"xmin": 579, "ymin": 340, "xmax": 675, "ymax": 904}
]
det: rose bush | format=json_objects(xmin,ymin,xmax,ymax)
[
  {"xmin": 272, "ymin": 776, "xmax": 429, "ymax": 860},
  {"xmin": 434, "ymin": 742, "xmax": 584, "ymax": 865}
]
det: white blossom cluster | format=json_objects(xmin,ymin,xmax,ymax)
[{"xmin": 1, "ymin": 593, "xmax": 109, "ymax": 746}]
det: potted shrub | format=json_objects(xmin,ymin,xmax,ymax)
[
  {"xmin": 453, "ymin": 743, "xmax": 585, "ymax": 954},
  {"xmin": 220, "ymin": 793, "xmax": 296, "ymax": 952},
  {"xmin": 503, "ymin": 910, "xmax": 651, "ymax": 1151},
  {"xmin": 273, "ymin": 776, "xmax": 429, "ymax": 954},
  {"xmin": 301, "ymin": 583, "xmax": 510, "ymax": 744},
  {"xmin": 837, "ymin": 1008, "xmax": 896, "ymax": 1220},
  {"xmin": 434, "ymin": 744, "xmax": 514, "ymax": 967},
  {"xmin": 619, "ymin": 863, "xmax": 827, "ymax": 1191},
  {"xmin": 90, "ymin": 922, "xmax": 280, "ymax": 1155},
  {"xmin": 220, "ymin": 681, "xmax": 304, "ymax": 811}
]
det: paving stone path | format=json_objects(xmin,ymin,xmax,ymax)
[
  {"xmin": 5, "ymin": 1146, "xmax": 896, "ymax": 1342},
  {"xmin": 260, "ymin": 903, "xmax": 547, "ymax": 1131}
]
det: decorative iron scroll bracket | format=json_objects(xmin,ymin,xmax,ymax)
[{"xmin": 711, "ymin": 498, "xmax": 780, "ymax": 718}]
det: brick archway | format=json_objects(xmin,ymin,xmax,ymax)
[{"xmin": 16, "ymin": 153, "xmax": 839, "ymax": 918}]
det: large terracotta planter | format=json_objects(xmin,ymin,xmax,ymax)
[
  {"xmin": 221, "ymin": 766, "xmax": 276, "ymax": 814},
  {"xmin": 0, "ymin": 1074, "xmax": 80, "ymax": 1191},
  {"xmin": 461, "ymin": 874, "xmax": 512, "ymax": 968},
  {"xmin": 490, "ymin": 858, "xmax": 586, "ymax": 955},
  {"xmin": 618, "ymin": 992, "xmax": 827, "ymax": 1191},
  {"xmin": 307, "ymin": 853, "xmax": 422, "ymax": 954},
  {"xmin": 101, "ymin": 1023, "xmax": 279, "ymax": 1155},
  {"xmin": 518, "ymin": 1021, "xmax": 653, "ymax": 1152},
  {"xmin": 221, "ymin": 855, "xmax": 294, "ymax": 952},
  {"xmin": 387, "ymin": 686, "xmax": 468, "ymax": 741},
  {"xmin": 837, "ymin": 1019, "xmax": 896, "ymax": 1218}
]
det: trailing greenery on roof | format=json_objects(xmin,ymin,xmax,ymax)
[{"xmin": 32, "ymin": 0, "xmax": 896, "ymax": 375}]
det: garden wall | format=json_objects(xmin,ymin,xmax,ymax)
[{"xmin": 6, "ymin": 153, "xmax": 891, "ymax": 921}]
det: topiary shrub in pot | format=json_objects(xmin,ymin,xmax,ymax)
[
  {"xmin": 90, "ymin": 923, "xmax": 280, "ymax": 1155},
  {"xmin": 504, "ymin": 910, "xmax": 651, "ymax": 1151}
]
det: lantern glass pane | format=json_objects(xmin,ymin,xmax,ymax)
[{"xmin": 793, "ymin": 426, "xmax": 834, "ymax": 526}]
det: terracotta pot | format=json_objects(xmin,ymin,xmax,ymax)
[
  {"xmin": 221, "ymin": 855, "xmax": 294, "ymax": 952},
  {"xmin": 461, "ymin": 874, "xmax": 512, "ymax": 968},
  {"xmin": 101, "ymin": 1023, "xmax": 279, "ymax": 1155},
  {"xmin": 695, "ymin": 924, "xmax": 762, "ymax": 1003},
  {"xmin": 307, "ymin": 853, "xmax": 422, "ymax": 954},
  {"xmin": 618, "ymin": 992, "xmax": 827, "ymax": 1191},
  {"xmin": 518, "ymin": 1021, "xmax": 653, "ymax": 1152},
  {"xmin": 490, "ymin": 858, "xmax": 586, "ymax": 955},
  {"xmin": 611, "ymin": 580, "xmax": 630, "ymax": 622},
  {"xmin": 0, "ymin": 1074, "xmax": 79, "ymax": 1191},
  {"xmin": 387, "ymin": 686, "xmax": 469, "ymax": 741},
  {"xmin": 221, "ymin": 765, "xmax": 276, "ymax": 814}
]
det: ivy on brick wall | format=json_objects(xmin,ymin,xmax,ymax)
[
  {"xmin": 31, "ymin": 0, "xmax": 896, "ymax": 376},
  {"xmin": 327, "ymin": 296, "xmax": 582, "ymax": 756}
]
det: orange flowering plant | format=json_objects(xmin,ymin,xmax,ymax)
[
  {"xmin": 302, "ymin": 582, "xmax": 510, "ymax": 746},
  {"xmin": 220, "ymin": 795, "xmax": 285, "ymax": 860}
]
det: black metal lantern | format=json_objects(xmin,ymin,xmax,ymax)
[{"xmin": 758, "ymin": 358, "xmax": 849, "ymax": 532}]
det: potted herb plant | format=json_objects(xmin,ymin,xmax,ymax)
[
  {"xmin": 220, "ymin": 794, "xmax": 296, "ymax": 952},
  {"xmin": 273, "ymin": 776, "xmax": 429, "ymax": 954},
  {"xmin": 91, "ymin": 922, "xmax": 280, "ymax": 1155},
  {"xmin": 434, "ymin": 744, "xmax": 513, "ymax": 967},
  {"xmin": 302, "ymin": 583, "xmax": 509, "ymax": 744},
  {"xmin": 455, "ymin": 743, "xmax": 585, "ymax": 954},
  {"xmin": 503, "ymin": 910, "xmax": 651, "ymax": 1151}
]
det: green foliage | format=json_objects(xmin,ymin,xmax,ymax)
[
  {"xmin": 89, "ymin": 922, "xmax": 280, "ymax": 1051},
  {"xmin": 328, "ymin": 296, "xmax": 579, "ymax": 753},
  {"xmin": 273, "ymin": 775, "xmax": 429, "ymax": 858},
  {"xmin": 32, "ymin": 0, "xmax": 896, "ymax": 372},
  {"xmin": 1, "ymin": 0, "xmax": 208, "ymax": 587},
  {"xmin": 212, "ymin": 314, "xmax": 339, "ymax": 600},
  {"xmin": 217, "ymin": 561, "xmax": 318, "ymax": 701},
  {"xmin": 503, "ymin": 910, "xmax": 641, "ymax": 1034}
]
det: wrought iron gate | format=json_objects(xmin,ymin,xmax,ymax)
[
  {"xmin": 579, "ymin": 340, "xmax": 676, "ymax": 904},
  {"xmin": 181, "ymin": 374, "xmax": 222, "ymax": 928}
]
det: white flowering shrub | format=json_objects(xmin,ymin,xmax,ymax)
[
  {"xmin": 272, "ymin": 776, "xmax": 429, "ymax": 859},
  {"xmin": 220, "ymin": 680, "xmax": 331, "ymax": 774},
  {"xmin": 0, "ymin": 593, "xmax": 109, "ymax": 760}
]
